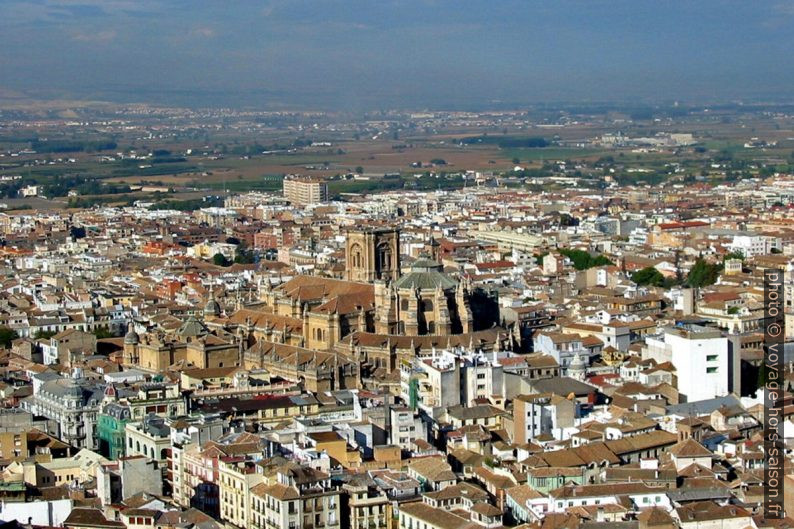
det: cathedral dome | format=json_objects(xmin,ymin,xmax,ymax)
[{"xmin": 393, "ymin": 256, "xmax": 457, "ymax": 291}]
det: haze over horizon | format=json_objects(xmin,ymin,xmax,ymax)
[{"xmin": 2, "ymin": 0, "xmax": 794, "ymax": 110}]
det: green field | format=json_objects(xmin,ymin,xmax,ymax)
[
  {"xmin": 196, "ymin": 175, "xmax": 284, "ymax": 192},
  {"xmin": 500, "ymin": 147, "xmax": 607, "ymax": 162}
]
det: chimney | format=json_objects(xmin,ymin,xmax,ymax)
[{"xmin": 596, "ymin": 506, "xmax": 605, "ymax": 522}]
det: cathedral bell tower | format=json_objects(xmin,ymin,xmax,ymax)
[{"xmin": 345, "ymin": 227, "xmax": 400, "ymax": 282}]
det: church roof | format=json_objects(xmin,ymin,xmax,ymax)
[
  {"xmin": 394, "ymin": 259, "xmax": 457, "ymax": 290},
  {"xmin": 177, "ymin": 316, "xmax": 209, "ymax": 338}
]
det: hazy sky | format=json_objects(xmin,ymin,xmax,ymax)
[{"xmin": 2, "ymin": 0, "xmax": 794, "ymax": 109}]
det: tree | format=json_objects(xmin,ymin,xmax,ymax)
[
  {"xmin": 631, "ymin": 266, "xmax": 665, "ymax": 287},
  {"xmin": 723, "ymin": 250, "xmax": 744, "ymax": 262},
  {"xmin": 70, "ymin": 226, "xmax": 86, "ymax": 239},
  {"xmin": 212, "ymin": 253, "xmax": 230, "ymax": 267},
  {"xmin": 591, "ymin": 255, "xmax": 614, "ymax": 268},
  {"xmin": 559, "ymin": 249, "xmax": 613, "ymax": 271},
  {"xmin": 686, "ymin": 258, "xmax": 720, "ymax": 288},
  {"xmin": 559, "ymin": 213, "xmax": 579, "ymax": 227},
  {"xmin": 34, "ymin": 329, "xmax": 57, "ymax": 340},
  {"xmin": 0, "ymin": 327, "xmax": 18, "ymax": 348},
  {"xmin": 93, "ymin": 327, "xmax": 114, "ymax": 339},
  {"xmin": 512, "ymin": 158, "xmax": 521, "ymax": 165},
  {"xmin": 234, "ymin": 248, "xmax": 256, "ymax": 264},
  {"xmin": 355, "ymin": 166, "xmax": 363, "ymax": 174}
]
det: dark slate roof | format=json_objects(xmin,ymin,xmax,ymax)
[
  {"xmin": 665, "ymin": 395, "xmax": 742, "ymax": 416},
  {"xmin": 394, "ymin": 259, "xmax": 457, "ymax": 290}
]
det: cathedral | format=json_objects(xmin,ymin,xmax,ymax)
[
  {"xmin": 121, "ymin": 227, "xmax": 509, "ymax": 392},
  {"xmin": 344, "ymin": 227, "xmax": 473, "ymax": 336},
  {"xmin": 198, "ymin": 226, "xmax": 512, "ymax": 390}
]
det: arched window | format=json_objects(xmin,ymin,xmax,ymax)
[
  {"xmin": 422, "ymin": 299, "xmax": 434, "ymax": 312},
  {"xmin": 427, "ymin": 321, "xmax": 435, "ymax": 334},
  {"xmin": 400, "ymin": 299, "xmax": 409, "ymax": 311},
  {"xmin": 377, "ymin": 242, "xmax": 392, "ymax": 271},
  {"xmin": 350, "ymin": 243, "xmax": 363, "ymax": 269}
]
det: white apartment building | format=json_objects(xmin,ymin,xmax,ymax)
[
  {"xmin": 22, "ymin": 370, "xmax": 104, "ymax": 450},
  {"xmin": 534, "ymin": 332, "xmax": 600, "ymax": 374},
  {"xmin": 400, "ymin": 348, "xmax": 504, "ymax": 415},
  {"xmin": 389, "ymin": 406, "xmax": 427, "ymax": 449},
  {"xmin": 728, "ymin": 234, "xmax": 781, "ymax": 257},
  {"xmin": 513, "ymin": 393, "xmax": 576, "ymax": 443},
  {"xmin": 643, "ymin": 325, "xmax": 729, "ymax": 403}
]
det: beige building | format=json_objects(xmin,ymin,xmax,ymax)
[
  {"xmin": 250, "ymin": 462, "xmax": 341, "ymax": 529},
  {"xmin": 171, "ymin": 432, "xmax": 262, "ymax": 518},
  {"xmin": 125, "ymin": 416, "xmax": 171, "ymax": 462},
  {"xmin": 283, "ymin": 176, "xmax": 329, "ymax": 205},
  {"xmin": 399, "ymin": 501, "xmax": 472, "ymax": 529},
  {"xmin": 123, "ymin": 317, "xmax": 240, "ymax": 372},
  {"xmin": 219, "ymin": 459, "xmax": 265, "ymax": 529},
  {"xmin": 343, "ymin": 477, "xmax": 393, "ymax": 529}
]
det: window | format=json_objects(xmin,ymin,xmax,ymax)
[
  {"xmin": 379, "ymin": 246, "xmax": 392, "ymax": 270},
  {"xmin": 706, "ymin": 355, "xmax": 718, "ymax": 362},
  {"xmin": 706, "ymin": 367, "xmax": 718, "ymax": 374},
  {"xmin": 350, "ymin": 244, "xmax": 363, "ymax": 269}
]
